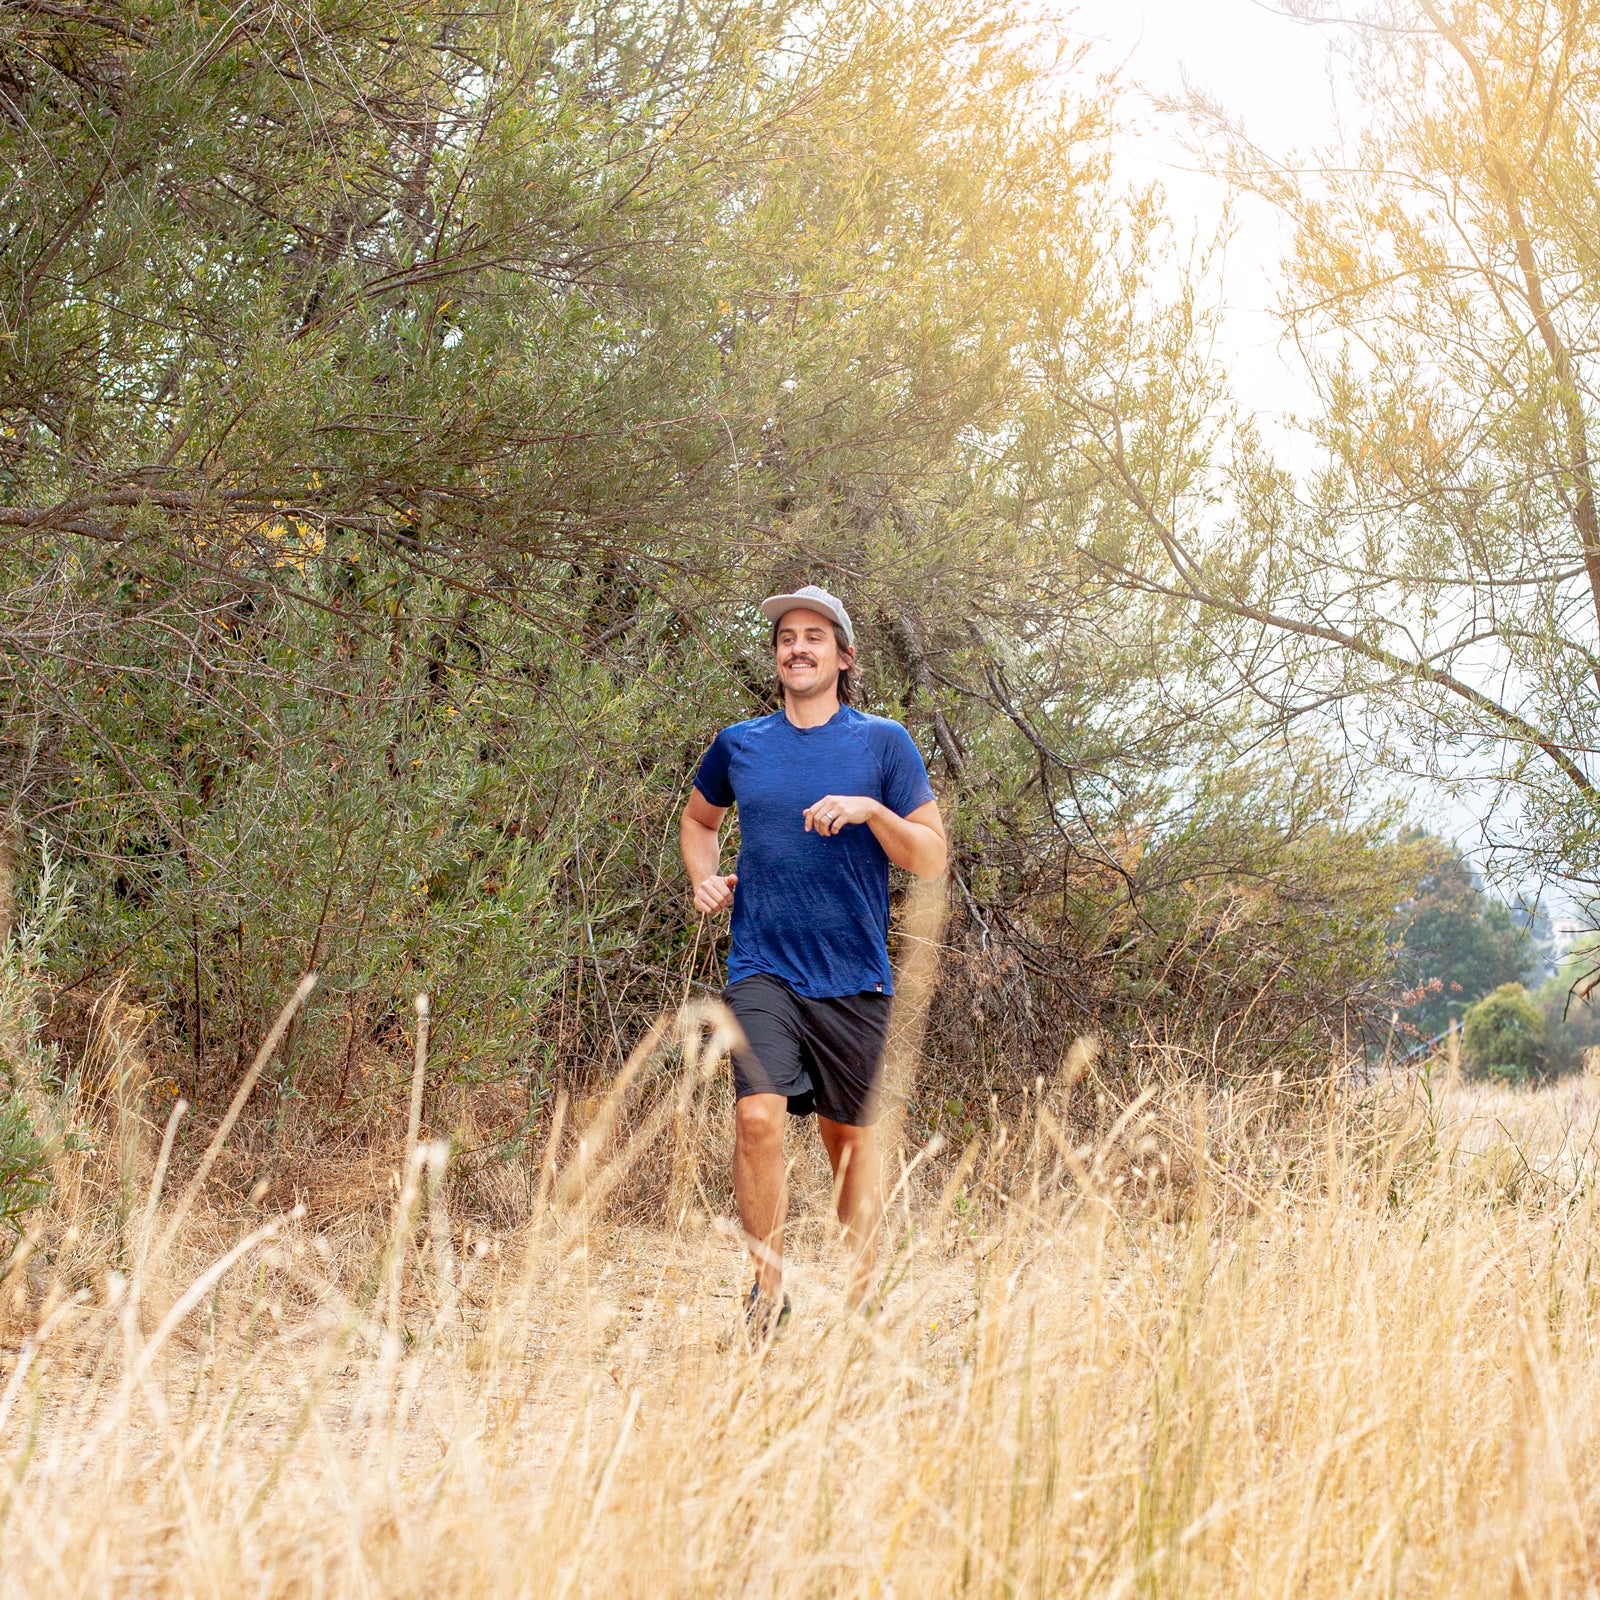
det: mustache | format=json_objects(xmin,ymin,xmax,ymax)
[{"xmin": 782, "ymin": 655, "xmax": 818, "ymax": 668}]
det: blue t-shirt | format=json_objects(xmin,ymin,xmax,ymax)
[{"xmin": 693, "ymin": 706, "xmax": 936, "ymax": 999}]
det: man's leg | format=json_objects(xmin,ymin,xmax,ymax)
[
  {"xmin": 734, "ymin": 1093, "xmax": 788, "ymax": 1298},
  {"xmin": 818, "ymin": 1117, "xmax": 882, "ymax": 1308}
]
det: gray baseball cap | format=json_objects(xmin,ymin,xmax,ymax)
[{"xmin": 759, "ymin": 583, "xmax": 855, "ymax": 648}]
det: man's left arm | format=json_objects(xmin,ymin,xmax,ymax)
[{"xmin": 803, "ymin": 795, "xmax": 947, "ymax": 877}]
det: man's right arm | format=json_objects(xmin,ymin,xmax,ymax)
[{"xmin": 681, "ymin": 788, "xmax": 736, "ymax": 914}]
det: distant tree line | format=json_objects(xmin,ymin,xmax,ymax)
[{"xmin": 1391, "ymin": 832, "xmax": 1600, "ymax": 1081}]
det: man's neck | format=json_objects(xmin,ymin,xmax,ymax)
[{"xmin": 782, "ymin": 689, "xmax": 841, "ymax": 730}]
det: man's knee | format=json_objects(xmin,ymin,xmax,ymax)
[
  {"xmin": 736, "ymin": 1094, "xmax": 786, "ymax": 1150},
  {"xmin": 821, "ymin": 1117, "xmax": 875, "ymax": 1164}
]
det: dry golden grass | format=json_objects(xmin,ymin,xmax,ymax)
[{"xmin": 4, "ymin": 1032, "xmax": 1600, "ymax": 1598}]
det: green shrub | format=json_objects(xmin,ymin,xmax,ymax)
[
  {"xmin": 0, "ymin": 1097, "xmax": 47, "ymax": 1234},
  {"xmin": 1461, "ymin": 983, "xmax": 1548, "ymax": 1084},
  {"xmin": 0, "ymin": 839, "xmax": 75, "ymax": 1232},
  {"xmin": 1483, "ymin": 1059, "xmax": 1529, "ymax": 1089}
]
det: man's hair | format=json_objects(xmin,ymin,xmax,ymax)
[{"xmin": 770, "ymin": 618, "xmax": 854, "ymax": 705}]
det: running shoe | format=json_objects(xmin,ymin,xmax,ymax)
[{"xmin": 743, "ymin": 1282, "xmax": 792, "ymax": 1344}]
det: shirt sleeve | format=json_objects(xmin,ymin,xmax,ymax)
[
  {"xmin": 692, "ymin": 727, "xmax": 737, "ymax": 809},
  {"xmin": 877, "ymin": 722, "xmax": 936, "ymax": 817}
]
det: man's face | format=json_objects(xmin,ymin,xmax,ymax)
[{"xmin": 774, "ymin": 608, "xmax": 853, "ymax": 700}]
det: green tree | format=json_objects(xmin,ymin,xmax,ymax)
[
  {"xmin": 0, "ymin": 0, "xmax": 1140, "ymax": 1104},
  {"xmin": 0, "ymin": 0, "xmax": 1424, "ymax": 1125},
  {"xmin": 1391, "ymin": 838, "xmax": 1531, "ymax": 1036},
  {"xmin": 1461, "ymin": 983, "xmax": 1548, "ymax": 1085}
]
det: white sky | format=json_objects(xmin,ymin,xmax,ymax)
[
  {"xmin": 1073, "ymin": 0, "xmax": 1344, "ymax": 166},
  {"xmin": 1073, "ymin": 0, "xmax": 1346, "ymax": 448}
]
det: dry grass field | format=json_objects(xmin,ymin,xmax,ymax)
[{"xmin": 4, "ymin": 1024, "xmax": 1600, "ymax": 1598}]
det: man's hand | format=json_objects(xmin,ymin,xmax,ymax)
[
  {"xmin": 682, "ymin": 788, "xmax": 732, "ymax": 914},
  {"xmin": 803, "ymin": 795, "xmax": 879, "ymax": 836},
  {"xmin": 693, "ymin": 872, "xmax": 739, "ymax": 914},
  {"xmin": 805, "ymin": 794, "xmax": 948, "ymax": 877}
]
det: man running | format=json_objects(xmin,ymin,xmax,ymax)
[{"xmin": 680, "ymin": 584, "xmax": 947, "ymax": 1333}]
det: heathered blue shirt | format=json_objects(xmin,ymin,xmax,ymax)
[{"xmin": 693, "ymin": 706, "xmax": 936, "ymax": 999}]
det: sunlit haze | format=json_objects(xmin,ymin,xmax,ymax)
[{"xmin": 1074, "ymin": 0, "xmax": 1346, "ymax": 445}]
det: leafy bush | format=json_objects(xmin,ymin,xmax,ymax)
[
  {"xmin": 1391, "ymin": 838, "xmax": 1532, "ymax": 1037},
  {"xmin": 1461, "ymin": 984, "xmax": 1548, "ymax": 1085},
  {"xmin": 0, "ymin": 839, "xmax": 75, "ymax": 1232},
  {"xmin": 1482, "ymin": 1060, "xmax": 1529, "ymax": 1089},
  {"xmin": 0, "ymin": 1098, "xmax": 47, "ymax": 1235}
]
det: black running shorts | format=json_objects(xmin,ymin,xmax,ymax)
[{"xmin": 724, "ymin": 973, "xmax": 892, "ymax": 1127}]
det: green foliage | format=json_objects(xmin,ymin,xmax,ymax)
[
  {"xmin": 938, "ymin": 729, "xmax": 1421, "ymax": 1078},
  {"xmin": 0, "ymin": 0, "xmax": 1426, "ymax": 1124},
  {"xmin": 1461, "ymin": 984, "xmax": 1548, "ymax": 1085},
  {"xmin": 1529, "ymin": 951, "xmax": 1600, "ymax": 1075},
  {"xmin": 0, "ymin": 1097, "xmax": 48, "ymax": 1235},
  {"xmin": 0, "ymin": 839, "xmax": 75, "ymax": 1231},
  {"xmin": 1391, "ymin": 837, "xmax": 1532, "ymax": 1037}
]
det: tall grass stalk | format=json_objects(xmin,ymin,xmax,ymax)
[{"xmin": 2, "ymin": 1025, "xmax": 1599, "ymax": 1596}]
